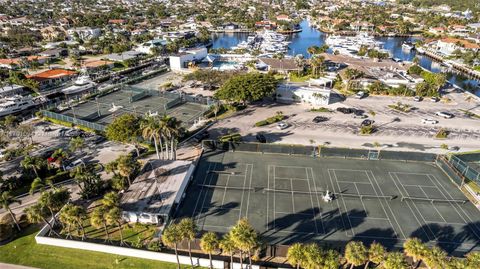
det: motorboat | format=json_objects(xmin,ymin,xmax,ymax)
[
  {"xmin": 62, "ymin": 75, "xmax": 97, "ymax": 95},
  {"xmin": 0, "ymin": 95, "xmax": 40, "ymax": 117},
  {"xmin": 402, "ymin": 41, "xmax": 415, "ymax": 51}
]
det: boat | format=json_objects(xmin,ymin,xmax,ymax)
[
  {"xmin": 62, "ymin": 75, "xmax": 97, "ymax": 95},
  {"xmin": 0, "ymin": 95, "xmax": 40, "ymax": 117},
  {"xmin": 402, "ymin": 41, "xmax": 415, "ymax": 51},
  {"xmin": 416, "ymin": 47, "xmax": 425, "ymax": 54},
  {"xmin": 325, "ymin": 33, "xmax": 384, "ymax": 55}
]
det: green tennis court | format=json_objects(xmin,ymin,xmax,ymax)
[{"xmin": 174, "ymin": 148, "xmax": 480, "ymax": 255}]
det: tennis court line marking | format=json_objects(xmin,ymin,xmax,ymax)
[
  {"xmin": 273, "ymin": 165, "xmax": 277, "ymax": 230},
  {"xmin": 266, "ymin": 165, "xmax": 270, "ymax": 230},
  {"xmin": 238, "ymin": 164, "xmax": 249, "ymax": 221},
  {"xmin": 275, "ymin": 177, "xmax": 309, "ymax": 181},
  {"xmin": 428, "ymin": 174, "xmax": 480, "ymax": 240},
  {"xmin": 275, "ymin": 211, "xmax": 313, "ymax": 216},
  {"xmin": 403, "ymin": 184, "xmax": 438, "ymax": 188},
  {"xmin": 191, "ymin": 162, "xmax": 214, "ymax": 220},
  {"xmin": 328, "ymin": 169, "xmax": 355, "ymax": 237},
  {"xmin": 353, "ymin": 182, "xmax": 369, "ymax": 215},
  {"xmin": 337, "ymin": 180, "xmax": 372, "ymax": 185},
  {"xmin": 290, "ymin": 178, "xmax": 295, "ymax": 214},
  {"xmin": 418, "ymin": 185, "xmax": 447, "ymax": 223},
  {"xmin": 220, "ymin": 170, "xmax": 232, "ymax": 208},
  {"xmin": 305, "ymin": 167, "xmax": 320, "ymax": 234},
  {"xmin": 390, "ymin": 172, "xmax": 438, "ymax": 242},
  {"xmin": 309, "ymin": 167, "xmax": 326, "ymax": 234},
  {"xmin": 245, "ymin": 164, "xmax": 254, "ymax": 218}
]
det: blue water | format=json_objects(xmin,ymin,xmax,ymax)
[{"xmin": 212, "ymin": 20, "xmax": 480, "ymax": 96}]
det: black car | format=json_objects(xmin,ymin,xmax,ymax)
[
  {"xmin": 192, "ymin": 131, "xmax": 209, "ymax": 143},
  {"xmin": 336, "ymin": 107, "xmax": 354, "ymax": 114},
  {"xmin": 361, "ymin": 119, "xmax": 375, "ymax": 127},
  {"xmin": 312, "ymin": 116, "xmax": 329, "ymax": 123},
  {"xmin": 256, "ymin": 134, "xmax": 267, "ymax": 143},
  {"xmin": 91, "ymin": 136, "xmax": 107, "ymax": 144}
]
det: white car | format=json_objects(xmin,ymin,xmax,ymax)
[
  {"xmin": 277, "ymin": 122, "xmax": 289, "ymax": 130},
  {"xmin": 435, "ymin": 111, "xmax": 454, "ymax": 119},
  {"xmin": 355, "ymin": 91, "xmax": 365, "ymax": 99},
  {"xmin": 65, "ymin": 159, "xmax": 85, "ymax": 170},
  {"xmin": 422, "ymin": 118, "xmax": 438, "ymax": 124}
]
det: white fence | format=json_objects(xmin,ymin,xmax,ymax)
[{"xmin": 35, "ymin": 225, "xmax": 260, "ymax": 269}]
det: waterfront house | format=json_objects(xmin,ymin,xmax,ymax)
[
  {"xmin": 83, "ymin": 60, "xmax": 115, "ymax": 71},
  {"xmin": 434, "ymin": 38, "xmax": 480, "ymax": 56},
  {"xmin": 350, "ymin": 21, "xmax": 374, "ymax": 32},
  {"xmin": 135, "ymin": 39, "xmax": 168, "ymax": 54},
  {"xmin": 105, "ymin": 51, "xmax": 145, "ymax": 62},
  {"xmin": 428, "ymin": 27, "xmax": 446, "ymax": 35},
  {"xmin": 26, "ymin": 69, "xmax": 77, "ymax": 90},
  {"xmin": 257, "ymin": 58, "xmax": 301, "ymax": 74},
  {"xmin": 276, "ymin": 14, "xmax": 291, "ymax": 22}
]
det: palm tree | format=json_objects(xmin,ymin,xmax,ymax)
[
  {"xmin": 200, "ymin": 232, "xmax": 219, "ymax": 269},
  {"xmin": 466, "ymin": 252, "xmax": 480, "ymax": 268},
  {"xmin": 106, "ymin": 206, "xmax": 125, "ymax": 245},
  {"xmin": 69, "ymin": 137, "xmax": 85, "ymax": 154},
  {"xmin": 165, "ymin": 116, "xmax": 182, "ymax": 160},
  {"xmin": 383, "ymin": 252, "xmax": 408, "ymax": 269},
  {"xmin": 365, "ymin": 241, "xmax": 385, "ymax": 268},
  {"xmin": 91, "ymin": 206, "xmax": 110, "ymax": 241},
  {"xmin": 302, "ymin": 243, "xmax": 323, "ymax": 269},
  {"xmin": 287, "ymin": 243, "xmax": 305, "ymax": 269},
  {"xmin": 220, "ymin": 233, "xmax": 236, "ymax": 269},
  {"xmin": 102, "ymin": 192, "xmax": 119, "ymax": 209},
  {"xmin": 59, "ymin": 204, "xmax": 87, "ymax": 239},
  {"xmin": 30, "ymin": 177, "xmax": 53, "ymax": 195},
  {"xmin": 322, "ymin": 249, "xmax": 340, "ymax": 269},
  {"xmin": 24, "ymin": 203, "xmax": 60, "ymax": 236},
  {"xmin": 39, "ymin": 188, "xmax": 70, "ymax": 226},
  {"xmin": 141, "ymin": 115, "xmax": 162, "ymax": 159},
  {"xmin": 403, "ymin": 238, "xmax": 427, "ymax": 268},
  {"xmin": 59, "ymin": 204, "xmax": 77, "ymax": 238},
  {"xmin": 0, "ymin": 191, "xmax": 21, "ymax": 231},
  {"xmin": 115, "ymin": 155, "xmax": 139, "ymax": 186},
  {"xmin": 21, "ymin": 155, "xmax": 44, "ymax": 178},
  {"xmin": 344, "ymin": 241, "xmax": 367, "ymax": 269},
  {"xmin": 230, "ymin": 218, "xmax": 259, "ymax": 268},
  {"xmin": 178, "ymin": 218, "xmax": 197, "ymax": 268},
  {"xmin": 162, "ymin": 223, "xmax": 182, "ymax": 269},
  {"xmin": 423, "ymin": 246, "xmax": 446, "ymax": 269}
]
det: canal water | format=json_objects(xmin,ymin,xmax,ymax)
[{"xmin": 212, "ymin": 20, "xmax": 480, "ymax": 96}]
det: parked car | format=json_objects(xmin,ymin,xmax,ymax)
[
  {"xmin": 422, "ymin": 118, "xmax": 438, "ymax": 124},
  {"xmin": 430, "ymin": 97, "xmax": 439, "ymax": 102},
  {"xmin": 355, "ymin": 91, "xmax": 366, "ymax": 99},
  {"xmin": 361, "ymin": 119, "xmax": 374, "ymax": 127},
  {"xmin": 414, "ymin": 96, "xmax": 423, "ymax": 102},
  {"xmin": 42, "ymin": 126, "xmax": 53, "ymax": 132},
  {"xmin": 64, "ymin": 129, "xmax": 86, "ymax": 138},
  {"xmin": 336, "ymin": 107, "xmax": 354, "ymax": 114},
  {"xmin": 192, "ymin": 131, "xmax": 209, "ymax": 143},
  {"xmin": 312, "ymin": 116, "xmax": 329, "ymax": 123},
  {"xmin": 435, "ymin": 111, "xmax": 454, "ymax": 119},
  {"xmin": 65, "ymin": 159, "xmax": 85, "ymax": 170},
  {"xmin": 255, "ymin": 133, "xmax": 267, "ymax": 143},
  {"xmin": 90, "ymin": 136, "xmax": 107, "ymax": 144},
  {"xmin": 277, "ymin": 122, "xmax": 289, "ymax": 130}
]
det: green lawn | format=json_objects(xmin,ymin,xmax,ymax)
[{"xmin": 0, "ymin": 226, "xmax": 194, "ymax": 269}]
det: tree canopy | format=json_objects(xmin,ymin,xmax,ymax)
[
  {"xmin": 105, "ymin": 113, "xmax": 141, "ymax": 143},
  {"xmin": 214, "ymin": 73, "xmax": 278, "ymax": 103}
]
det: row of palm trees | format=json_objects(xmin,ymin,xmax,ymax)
[
  {"xmin": 287, "ymin": 238, "xmax": 480, "ymax": 269},
  {"xmin": 141, "ymin": 114, "xmax": 184, "ymax": 160},
  {"xmin": 162, "ymin": 218, "xmax": 259, "ymax": 269}
]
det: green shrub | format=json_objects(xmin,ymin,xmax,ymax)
[
  {"xmin": 254, "ymin": 112, "xmax": 285, "ymax": 127},
  {"xmin": 435, "ymin": 129, "xmax": 449, "ymax": 139},
  {"xmin": 310, "ymin": 107, "xmax": 332, "ymax": 112},
  {"xmin": 219, "ymin": 133, "xmax": 242, "ymax": 142},
  {"xmin": 360, "ymin": 125, "xmax": 376, "ymax": 135},
  {"xmin": 147, "ymin": 240, "xmax": 162, "ymax": 252}
]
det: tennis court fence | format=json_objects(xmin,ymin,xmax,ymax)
[
  {"xmin": 201, "ymin": 141, "xmax": 437, "ymax": 162},
  {"xmin": 42, "ymin": 110, "xmax": 106, "ymax": 132},
  {"xmin": 445, "ymin": 154, "xmax": 480, "ymax": 183}
]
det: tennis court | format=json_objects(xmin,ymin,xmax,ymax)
[
  {"xmin": 175, "ymin": 149, "xmax": 480, "ymax": 254},
  {"xmin": 61, "ymin": 88, "xmax": 207, "ymax": 128}
]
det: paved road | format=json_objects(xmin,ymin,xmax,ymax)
[{"xmin": 0, "ymin": 263, "xmax": 38, "ymax": 269}]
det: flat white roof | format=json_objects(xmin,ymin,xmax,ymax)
[{"xmin": 121, "ymin": 160, "xmax": 192, "ymax": 217}]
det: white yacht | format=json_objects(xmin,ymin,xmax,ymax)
[
  {"xmin": 326, "ymin": 33, "xmax": 384, "ymax": 55},
  {"xmin": 402, "ymin": 41, "xmax": 415, "ymax": 51},
  {"xmin": 0, "ymin": 95, "xmax": 39, "ymax": 117},
  {"xmin": 62, "ymin": 75, "xmax": 97, "ymax": 95}
]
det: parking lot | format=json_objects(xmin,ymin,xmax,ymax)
[{"xmin": 209, "ymin": 89, "xmax": 480, "ymax": 153}]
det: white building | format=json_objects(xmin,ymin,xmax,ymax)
[
  {"xmin": 276, "ymin": 84, "xmax": 331, "ymax": 106},
  {"xmin": 67, "ymin": 27, "xmax": 101, "ymax": 40},
  {"xmin": 169, "ymin": 47, "xmax": 208, "ymax": 71},
  {"xmin": 434, "ymin": 38, "xmax": 480, "ymax": 56},
  {"xmin": 121, "ymin": 160, "xmax": 194, "ymax": 225},
  {"xmin": 135, "ymin": 39, "xmax": 168, "ymax": 54}
]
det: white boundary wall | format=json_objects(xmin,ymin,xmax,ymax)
[{"xmin": 35, "ymin": 224, "xmax": 260, "ymax": 269}]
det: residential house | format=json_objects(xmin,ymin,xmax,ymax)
[
  {"xmin": 276, "ymin": 84, "xmax": 331, "ymax": 106},
  {"xmin": 135, "ymin": 39, "xmax": 167, "ymax": 54},
  {"xmin": 67, "ymin": 27, "xmax": 101, "ymax": 41},
  {"xmin": 257, "ymin": 58, "xmax": 301, "ymax": 74},
  {"xmin": 40, "ymin": 26, "xmax": 66, "ymax": 41},
  {"xmin": 429, "ymin": 27, "xmax": 446, "ymax": 35},
  {"xmin": 434, "ymin": 38, "xmax": 480, "ymax": 56},
  {"xmin": 104, "ymin": 51, "xmax": 145, "ymax": 62},
  {"xmin": 39, "ymin": 48, "xmax": 68, "ymax": 58},
  {"xmin": 0, "ymin": 84, "xmax": 25, "ymax": 97},
  {"xmin": 350, "ymin": 21, "xmax": 374, "ymax": 32},
  {"xmin": 83, "ymin": 60, "xmax": 115, "ymax": 71},
  {"xmin": 26, "ymin": 69, "xmax": 77, "ymax": 90},
  {"xmin": 276, "ymin": 14, "xmax": 291, "ymax": 22}
]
